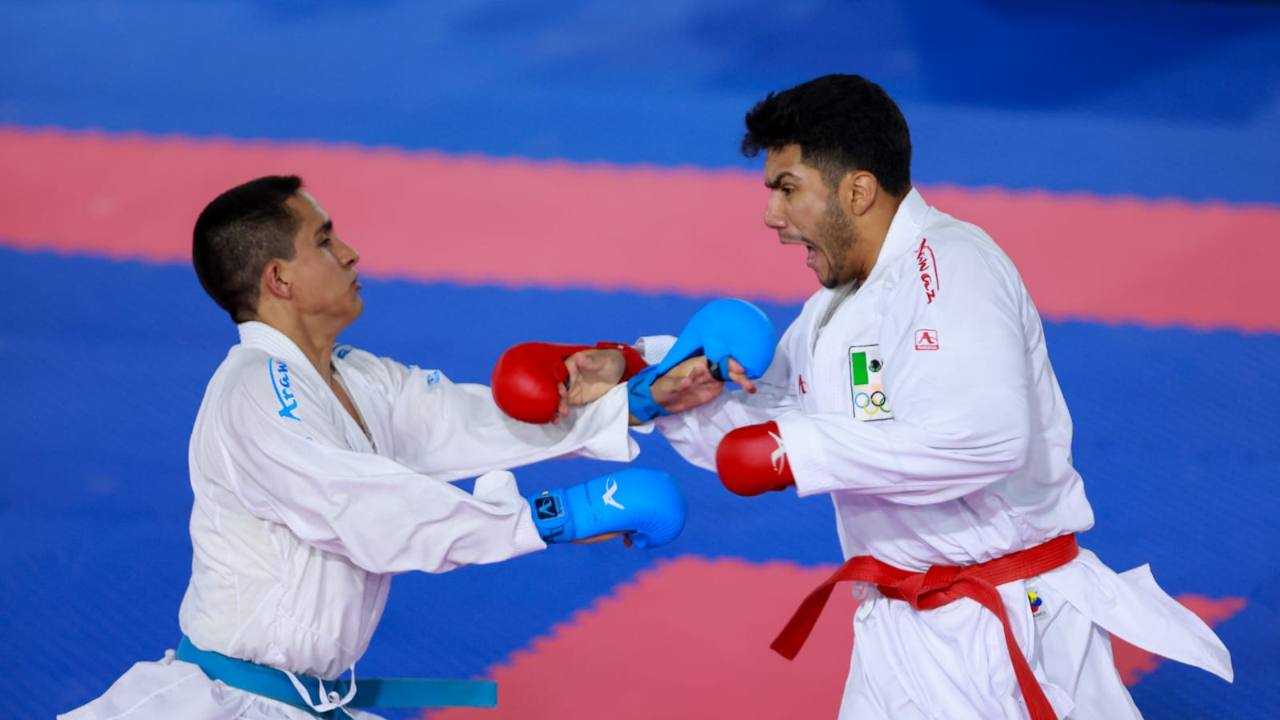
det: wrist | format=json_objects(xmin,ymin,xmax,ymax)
[
  {"xmin": 527, "ymin": 488, "xmax": 575, "ymax": 542},
  {"xmin": 595, "ymin": 342, "xmax": 648, "ymax": 381},
  {"xmin": 625, "ymin": 366, "xmax": 670, "ymax": 422}
]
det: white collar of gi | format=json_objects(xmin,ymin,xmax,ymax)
[
  {"xmin": 237, "ymin": 321, "xmax": 315, "ymax": 369},
  {"xmin": 866, "ymin": 186, "xmax": 930, "ymax": 285}
]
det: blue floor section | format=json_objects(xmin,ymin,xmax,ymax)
[
  {"xmin": 2, "ymin": 248, "xmax": 1276, "ymax": 719},
  {"xmin": 2, "ymin": 0, "xmax": 1278, "ymax": 202},
  {"xmin": 3, "ymin": 1, "xmax": 1279, "ymax": 717}
]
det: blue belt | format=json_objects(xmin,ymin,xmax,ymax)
[{"xmin": 176, "ymin": 637, "xmax": 497, "ymax": 717}]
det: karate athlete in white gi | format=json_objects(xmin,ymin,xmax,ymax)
[
  {"xmin": 643, "ymin": 75, "xmax": 1234, "ymax": 719},
  {"xmin": 59, "ymin": 175, "xmax": 703, "ymax": 720}
]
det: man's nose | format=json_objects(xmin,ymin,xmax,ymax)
[
  {"xmin": 764, "ymin": 200, "xmax": 787, "ymax": 229},
  {"xmin": 338, "ymin": 238, "xmax": 360, "ymax": 266}
]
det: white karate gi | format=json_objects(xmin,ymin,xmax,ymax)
[
  {"xmin": 61, "ymin": 321, "xmax": 638, "ymax": 720},
  {"xmin": 645, "ymin": 189, "xmax": 1233, "ymax": 719}
]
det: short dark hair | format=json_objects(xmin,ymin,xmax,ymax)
[
  {"xmin": 192, "ymin": 175, "xmax": 303, "ymax": 322},
  {"xmin": 742, "ymin": 74, "xmax": 912, "ymax": 197}
]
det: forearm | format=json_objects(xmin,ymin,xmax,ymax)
[
  {"xmin": 654, "ymin": 387, "xmax": 795, "ymax": 472},
  {"xmin": 777, "ymin": 395, "xmax": 1032, "ymax": 505},
  {"xmin": 220, "ymin": 418, "xmax": 549, "ymax": 574},
  {"xmin": 393, "ymin": 381, "xmax": 638, "ymax": 481}
]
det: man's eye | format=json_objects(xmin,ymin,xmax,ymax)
[
  {"xmin": 320, "ymin": 237, "xmax": 331, "ymax": 246},
  {"xmin": 782, "ymin": 187, "xmax": 795, "ymax": 196}
]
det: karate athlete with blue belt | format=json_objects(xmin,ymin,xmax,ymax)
[
  {"xmin": 491, "ymin": 75, "xmax": 1235, "ymax": 720},
  {"xmin": 59, "ymin": 175, "xmax": 713, "ymax": 720}
]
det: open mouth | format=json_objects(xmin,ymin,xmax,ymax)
[{"xmin": 779, "ymin": 234, "xmax": 818, "ymax": 269}]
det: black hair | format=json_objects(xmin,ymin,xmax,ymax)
[
  {"xmin": 742, "ymin": 74, "xmax": 912, "ymax": 197},
  {"xmin": 192, "ymin": 175, "xmax": 303, "ymax": 322}
]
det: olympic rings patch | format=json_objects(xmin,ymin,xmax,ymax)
[
  {"xmin": 853, "ymin": 390, "xmax": 889, "ymax": 414},
  {"xmin": 849, "ymin": 344, "xmax": 892, "ymax": 422}
]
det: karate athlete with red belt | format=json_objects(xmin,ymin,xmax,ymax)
[
  {"xmin": 492, "ymin": 75, "xmax": 1234, "ymax": 720},
  {"xmin": 60, "ymin": 176, "xmax": 695, "ymax": 720},
  {"xmin": 674, "ymin": 75, "xmax": 1233, "ymax": 720}
]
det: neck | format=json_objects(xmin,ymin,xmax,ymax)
[
  {"xmin": 254, "ymin": 309, "xmax": 341, "ymax": 383},
  {"xmin": 848, "ymin": 189, "xmax": 908, "ymax": 285},
  {"xmin": 849, "ymin": 233, "xmax": 887, "ymax": 286}
]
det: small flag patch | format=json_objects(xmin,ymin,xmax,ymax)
[{"xmin": 849, "ymin": 345, "xmax": 891, "ymax": 422}]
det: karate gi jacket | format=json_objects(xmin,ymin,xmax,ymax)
[
  {"xmin": 62, "ymin": 321, "xmax": 636, "ymax": 719},
  {"xmin": 643, "ymin": 189, "xmax": 1232, "ymax": 714}
]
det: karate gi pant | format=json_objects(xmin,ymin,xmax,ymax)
[
  {"xmin": 58, "ymin": 650, "xmax": 388, "ymax": 720},
  {"xmin": 835, "ymin": 550, "xmax": 1230, "ymax": 720}
]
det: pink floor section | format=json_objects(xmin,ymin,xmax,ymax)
[
  {"xmin": 2, "ymin": 127, "xmax": 1277, "ymax": 332},
  {"xmin": 426, "ymin": 556, "xmax": 1245, "ymax": 720}
]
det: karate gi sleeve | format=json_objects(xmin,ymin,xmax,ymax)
[
  {"xmin": 209, "ymin": 372, "xmax": 548, "ymax": 575},
  {"xmin": 780, "ymin": 237, "xmax": 1034, "ymax": 505},
  {"xmin": 352, "ymin": 353, "xmax": 638, "ymax": 481},
  {"xmin": 634, "ymin": 326, "xmax": 803, "ymax": 473}
]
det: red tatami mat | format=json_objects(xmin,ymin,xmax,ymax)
[
  {"xmin": 2, "ymin": 127, "xmax": 1277, "ymax": 332},
  {"xmin": 427, "ymin": 556, "xmax": 1245, "ymax": 720}
]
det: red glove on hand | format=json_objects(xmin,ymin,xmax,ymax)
[
  {"xmin": 492, "ymin": 342, "xmax": 648, "ymax": 424},
  {"xmin": 715, "ymin": 421, "xmax": 795, "ymax": 496}
]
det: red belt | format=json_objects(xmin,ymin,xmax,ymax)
[{"xmin": 772, "ymin": 534, "xmax": 1079, "ymax": 720}]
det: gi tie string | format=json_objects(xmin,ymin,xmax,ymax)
[
  {"xmin": 284, "ymin": 664, "xmax": 358, "ymax": 716},
  {"xmin": 771, "ymin": 534, "xmax": 1079, "ymax": 720}
]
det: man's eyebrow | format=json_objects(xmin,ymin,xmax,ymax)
[
  {"xmin": 765, "ymin": 171, "xmax": 798, "ymax": 189},
  {"xmin": 314, "ymin": 219, "xmax": 334, "ymax": 237}
]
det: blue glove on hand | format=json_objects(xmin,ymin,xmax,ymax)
[
  {"xmin": 627, "ymin": 298, "xmax": 777, "ymax": 422},
  {"xmin": 526, "ymin": 468, "xmax": 687, "ymax": 548}
]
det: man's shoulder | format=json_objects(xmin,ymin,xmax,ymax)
[
  {"xmin": 332, "ymin": 343, "xmax": 401, "ymax": 381},
  {"xmin": 876, "ymin": 207, "xmax": 1027, "ymax": 311},
  {"xmin": 210, "ymin": 345, "xmax": 313, "ymax": 421},
  {"xmin": 893, "ymin": 209, "xmax": 1020, "ymax": 284},
  {"xmin": 332, "ymin": 343, "xmax": 430, "ymax": 395},
  {"xmin": 217, "ymin": 344, "xmax": 294, "ymax": 383},
  {"xmin": 332, "ymin": 342, "xmax": 380, "ymax": 367},
  {"xmin": 917, "ymin": 209, "xmax": 1006, "ymax": 262}
]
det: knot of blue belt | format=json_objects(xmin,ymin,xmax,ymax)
[{"xmin": 177, "ymin": 636, "xmax": 496, "ymax": 718}]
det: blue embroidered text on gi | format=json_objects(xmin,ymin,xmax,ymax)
[{"xmin": 270, "ymin": 359, "xmax": 301, "ymax": 421}]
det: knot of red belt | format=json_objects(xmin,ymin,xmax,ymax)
[{"xmin": 771, "ymin": 534, "xmax": 1078, "ymax": 720}]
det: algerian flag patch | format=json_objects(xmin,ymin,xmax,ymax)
[{"xmin": 849, "ymin": 345, "xmax": 891, "ymax": 421}]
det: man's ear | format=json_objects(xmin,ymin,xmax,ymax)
[
  {"xmin": 262, "ymin": 259, "xmax": 292, "ymax": 301},
  {"xmin": 841, "ymin": 170, "xmax": 880, "ymax": 217}
]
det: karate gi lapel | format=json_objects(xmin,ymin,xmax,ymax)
[{"xmin": 237, "ymin": 322, "xmax": 377, "ymax": 453}]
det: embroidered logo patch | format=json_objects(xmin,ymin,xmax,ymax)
[
  {"xmin": 849, "ymin": 345, "xmax": 891, "ymax": 421},
  {"xmin": 768, "ymin": 429, "xmax": 788, "ymax": 474},
  {"xmin": 915, "ymin": 329, "xmax": 939, "ymax": 351},
  {"xmin": 916, "ymin": 238, "xmax": 940, "ymax": 304},
  {"xmin": 1027, "ymin": 587, "xmax": 1049, "ymax": 621},
  {"xmin": 602, "ymin": 477, "xmax": 625, "ymax": 510},
  {"xmin": 534, "ymin": 494, "xmax": 563, "ymax": 520}
]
